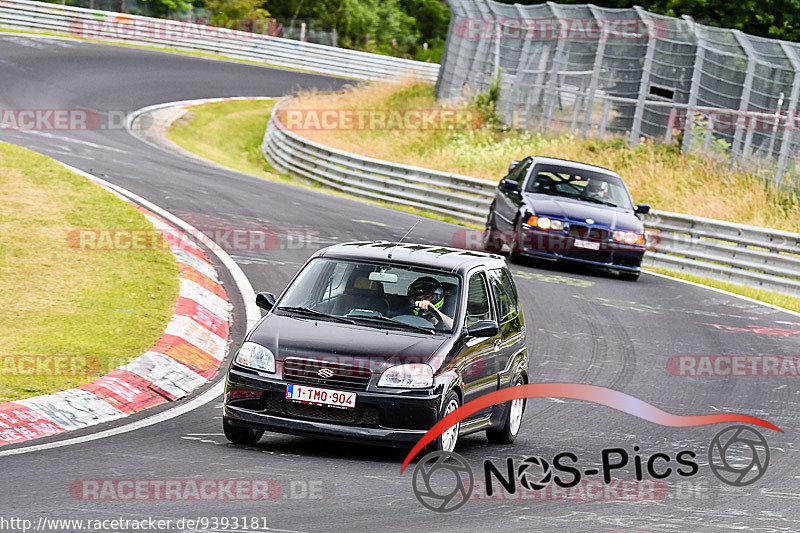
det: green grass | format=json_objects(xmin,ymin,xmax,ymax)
[
  {"xmin": 166, "ymin": 100, "xmax": 476, "ymax": 227},
  {"xmin": 647, "ymin": 267, "xmax": 800, "ymax": 314},
  {"xmin": 0, "ymin": 143, "xmax": 179, "ymax": 401}
]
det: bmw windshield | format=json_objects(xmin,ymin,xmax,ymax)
[
  {"xmin": 275, "ymin": 258, "xmax": 461, "ymax": 333},
  {"xmin": 525, "ymin": 165, "xmax": 634, "ymax": 210}
]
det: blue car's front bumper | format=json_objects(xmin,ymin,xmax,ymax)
[{"xmin": 517, "ymin": 226, "xmax": 645, "ymax": 273}]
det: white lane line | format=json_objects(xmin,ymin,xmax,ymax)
[
  {"xmin": 0, "ymin": 163, "xmax": 259, "ymax": 457},
  {"xmin": 643, "ymin": 270, "xmax": 800, "ymax": 319}
]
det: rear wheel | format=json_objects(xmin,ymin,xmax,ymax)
[
  {"xmin": 223, "ymin": 417, "xmax": 264, "ymax": 445},
  {"xmin": 487, "ymin": 376, "xmax": 526, "ymax": 444}
]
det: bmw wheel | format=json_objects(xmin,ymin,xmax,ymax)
[{"xmin": 483, "ymin": 207, "xmax": 503, "ymax": 252}]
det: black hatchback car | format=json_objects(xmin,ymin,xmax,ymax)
[
  {"xmin": 223, "ymin": 242, "xmax": 528, "ymax": 452},
  {"xmin": 485, "ymin": 156, "xmax": 650, "ymax": 280}
]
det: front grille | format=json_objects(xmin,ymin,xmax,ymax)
[
  {"xmin": 569, "ymin": 224, "xmax": 609, "ymax": 241},
  {"xmin": 283, "ymin": 357, "xmax": 372, "ymax": 391},
  {"xmin": 261, "ymin": 392, "xmax": 382, "ymax": 426}
]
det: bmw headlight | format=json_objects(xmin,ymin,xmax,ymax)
[
  {"xmin": 526, "ymin": 216, "xmax": 564, "ymax": 231},
  {"xmin": 377, "ymin": 364, "xmax": 433, "ymax": 388},
  {"xmin": 235, "ymin": 342, "xmax": 275, "ymax": 373},
  {"xmin": 612, "ymin": 231, "xmax": 645, "ymax": 245}
]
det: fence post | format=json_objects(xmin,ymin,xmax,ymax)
[
  {"xmin": 681, "ymin": 16, "xmax": 705, "ymax": 155},
  {"xmin": 580, "ymin": 5, "xmax": 608, "ymax": 137},
  {"xmin": 504, "ymin": 3, "xmax": 537, "ymax": 127},
  {"xmin": 629, "ymin": 6, "xmax": 657, "ymax": 147},
  {"xmin": 542, "ymin": 2, "xmax": 567, "ymax": 132},
  {"xmin": 729, "ymin": 31, "xmax": 757, "ymax": 170},
  {"xmin": 775, "ymin": 42, "xmax": 800, "ymax": 185}
]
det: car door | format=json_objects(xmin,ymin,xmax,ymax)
[
  {"xmin": 460, "ymin": 270, "xmax": 501, "ymax": 418},
  {"xmin": 487, "ymin": 267, "xmax": 525, "ymax": 387},
  {"xmin": 495, "ymin": 157, "xmax": 533, "ymax": 231}
]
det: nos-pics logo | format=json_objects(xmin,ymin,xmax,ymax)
[{"xmin": 411, "ymin": 425, "xmax": 770, "ymax": 512}]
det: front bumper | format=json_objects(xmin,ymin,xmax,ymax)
[
  {"xmin": 517, "ymin": 226, "xmax": 644, "ymax": 272},
  {"xmin": 224, "ymin": 368, "xmax": 441, "ymax": 447}
]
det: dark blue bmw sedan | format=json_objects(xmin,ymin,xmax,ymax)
[{"xmin": 484, "ymin": 156, "xmax": 650, "ymax": 280}]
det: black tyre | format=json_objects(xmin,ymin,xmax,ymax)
[
  {"xmin": 428, "ymin": 392, "xmax": 461, "ymax": 453},
  {"xmin": 487, "ymin": 376, "xmax": 526, "ymax": 444},
  {"xmin": 509, "ymin": 219, "xmax": 524, "ymax": 264},
  {"xmin": 483, "ymin": 208, "xmax": 503, "ymax": 252},
  {"xmin": 223, "ymin": 417, "xmax": 264, "ymax": 445},
  {"xmin": 619, "ymin": 271, "xmax": 640, "ymax": 281}
]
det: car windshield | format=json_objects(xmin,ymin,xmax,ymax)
[
  {"xmin": 276, "ymin": 258, "xmax": 461, "ymax": 333},
  {"xmin": 525, "ymin": 165, "xmax": 633, "ymax": 210}
]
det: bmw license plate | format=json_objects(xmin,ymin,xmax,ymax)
[
  {"xmin": 573, "ymin": 238, "xmax": 600, "ymax": 251},
  {"xmin": 286, "ymin": 384, "xmax": 356, "ymax": 409}
]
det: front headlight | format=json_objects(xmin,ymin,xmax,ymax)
[
  {"xmin": 526, "ymin": 216, "xmax": 565, "ymax": 231},
  {"xmin": 612, "ymin": 231, "xmax": 645, "ymax": 245},
  {"xmin": 377, "ymin": 364, "xmax": 433, "ymax": 388},
  {"xmin": 235, "ymin": 342, "xmax": 275, "ymax": 373}
]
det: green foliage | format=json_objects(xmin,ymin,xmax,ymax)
[
  {"xmin": 472, "ymin": 70, "xmax": 505, "ymax": 130},
  {"xmin": 265, "ymin": 0, "xmax": 449, "ymax": 58},
  {"xmin": 202, "ymin": 0, "xmax": 271, "ymax": 22},
  {"xmin": 505, "ymin": 0, "xmax": 800, "ymax": 42}
]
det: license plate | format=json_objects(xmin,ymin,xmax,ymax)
[
  {"xmin": 573, "ymin": 238, "xmax": 600, "ymax": 251},
  {"xmin": 286, "ymin": 384, "xmax": 356, "ymax": 409}
]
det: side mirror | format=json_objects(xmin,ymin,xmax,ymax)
[
  {"xmin": 465, "ymin": 320, "xmax": 499, "ymax": 338},
  {"xmin": 501, "ymin": 179, "xmax": 520, "ymax": 193},
  {"xmin": 255, "ymin": 292, "xmax": 276, "ymax": 312},
  {"xmin": 635, "ymin": 204, "xmax": 650, "ymax": 214},
  {"xmin": 507, "ymin": 160, "xmax": 521, "ymax": 174}
]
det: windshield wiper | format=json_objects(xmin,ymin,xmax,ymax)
[
  {"xmin": 579, "ymin": 196, "xmax": 619, "ymax": 208},
  {"xmin": 346, "ymin": 315, "xmax": 435, "ymax": 334},
  {"xmin": 276, "ymin": 306, "xmax": 356, "ymax": 324}
]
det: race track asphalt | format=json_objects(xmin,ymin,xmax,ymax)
[{"xmin": 1, "ymin": 34, "xmax": 799, "ymax": 532}]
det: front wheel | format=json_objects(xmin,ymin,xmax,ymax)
[
  {"xmin": 483, "ymin": 209, "xmax": 503, "ymax": 253},
  {"xmin": 428, "ymin": 392, "xmax": 461, "ymax": 453},
  {"xmin": 223, "ymin": 416, "xmax": 264, "ymax": 445},
  {"xmin": 487, "ymin": 376, "xmax": 526, "ymax": 444}
]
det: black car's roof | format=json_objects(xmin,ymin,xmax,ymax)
[
  {"xmin": 529, "ymin": 156, "xmax": 621, "ymax": 178},
  {"xmin": 313, "ymin": 242, "xmax": 506, "ymax": 274}
]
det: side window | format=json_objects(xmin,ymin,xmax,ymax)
[
  {"xmin": 466, "ymin": 272, "xmax": 492, "ymax": 326},
  {"xmin": 488, "ymin": 268, "xmax": 519, "ymax": 323}
]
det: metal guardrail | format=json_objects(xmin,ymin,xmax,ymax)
[
  {"xmin": 263, "ymin": 99, "xmax": 800, "ymax": 297},
  {"xmin": 0, "ymin": 0, "xmax": 439, "ymax": 82},
  {"xmin": 262, "ymin": 99, "xmax": 495, "ymax": 226}
]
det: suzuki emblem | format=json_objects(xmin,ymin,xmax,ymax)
[{"xmin": 317, "ymin": 368, "xmax": 335, "ymax": 378}]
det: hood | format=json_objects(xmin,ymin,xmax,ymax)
[
  {"xmin": 523, "ymin": 193, "xmax": 643, "ymax": 230},
  {"xmin": 247, "ymin": 313, "xmax": 450, "ymax": 372}
]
